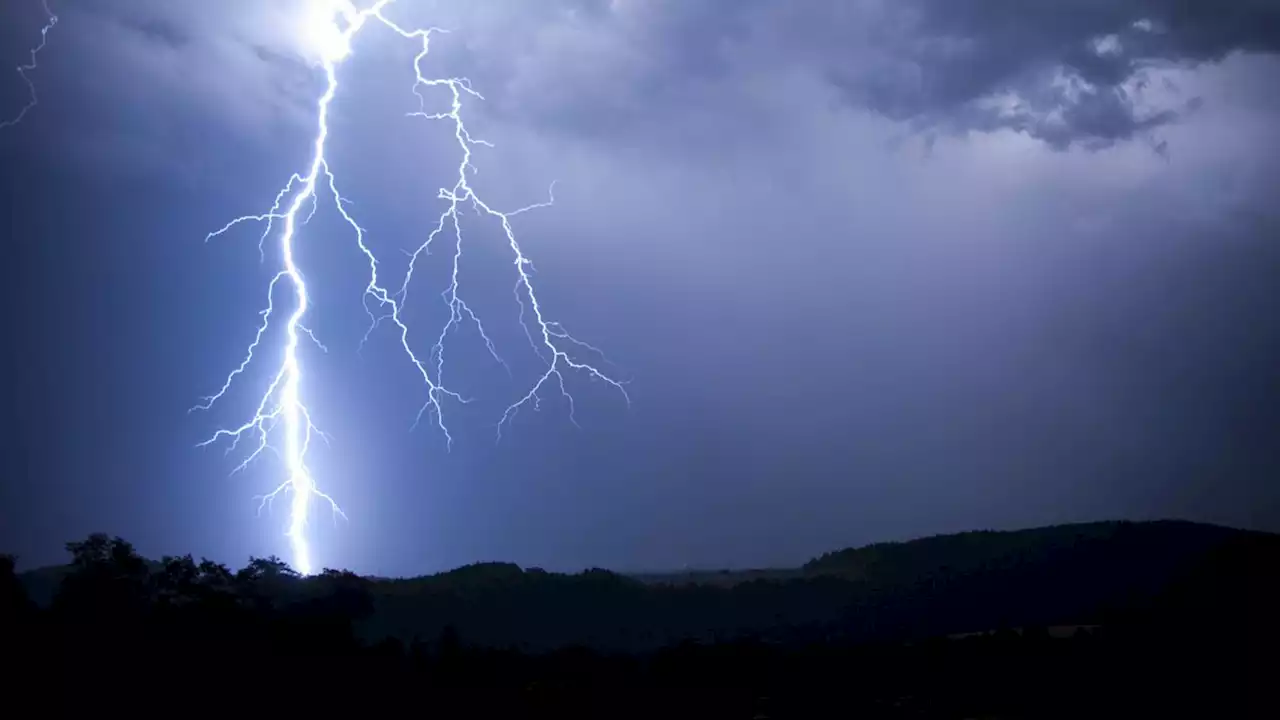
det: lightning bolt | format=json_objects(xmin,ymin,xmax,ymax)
[
  {"xmin": 194, "ymin": 0, "xmax": 628, "ymax": 576},
  {"xmin": 0, "ymin": 0, "xmax": 58, "ymax": 131}
]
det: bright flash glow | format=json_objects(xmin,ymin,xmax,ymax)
[
  {"xmin": 301, "ymin": 0, "xmax": 356, "ymax": 63},
  {"xmin": 0, "ymin": 0, "xmax": 58, "ymax": 131},
  {"xmin": 194, "ymin": 0, "xmax": 629, "ymax": 576}
]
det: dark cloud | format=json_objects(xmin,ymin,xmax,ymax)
[
  {"xmin": 791, "ymin": 0, "xmax": 1279, "ymax": 148},
  {"xmin": 28, "ymin": 0, "xmax": 1280, "ymax": 159},
  {"xmin": 854, "ymin": 0, "xmax": 1280, "ymax": 148},
  {"xmin": 439, "ymin": 0, "xmax": 1280, "ymax": 152}
]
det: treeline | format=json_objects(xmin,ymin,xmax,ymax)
[
  {"xmin": 2, "ymin": 524, "xmax": 1276, "ymax": 716},
  {"xmin": 346, "ymin": 520, "xmax": 1280, "ymax": 652}
]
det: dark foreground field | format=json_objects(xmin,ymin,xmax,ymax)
[{"xmin": 4, "ymin": 520, "xmax": 1276, "ymax": 717}]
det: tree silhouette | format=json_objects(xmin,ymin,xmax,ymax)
[
  {"xmin": 0, "ymin": 553, "xmax": 36, "ymax": 661},
  {"xmin": 0, "ymin": 554, "xmax": 33, "ymax": 617},
  {"xmin": 54, "ymin": 534, "xmax": 150, "ymax": 618}
]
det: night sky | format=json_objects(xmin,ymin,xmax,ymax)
[{"xmin": 2, "ymin": 0, "xmax": 1278, "ymax": 577}]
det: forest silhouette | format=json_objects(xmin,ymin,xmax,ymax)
[{"xmin": 3, "ymin": 520, "xmax": 1274, "ymax": 716}]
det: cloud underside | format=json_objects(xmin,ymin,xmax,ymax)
[
  {"xmin": 828, "ymin": 0, "xmax": 1280, "ymax": 150},
  {"xmin": 463, "ymin": 0, "xmax": 1280, "ymax": 151},
  {"xmin": 45, "ymin": 0, "xmax": 1280, "ymax": 154}
]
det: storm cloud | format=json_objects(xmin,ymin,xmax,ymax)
[
  {"xmin": 2, "ymin": 0, "xmax": 1279, "ymax": 573},
  {"xmin": 354, "ymin": 0, "xmax": 1280, "ymax": 152},
  {"xmin": 27, "ymin": 0, "xmax": 1280, "ymax": 156}
]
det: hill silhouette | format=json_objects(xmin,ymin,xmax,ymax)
[
  {"xmin": 338, "ymin": 519, "xmax": 1270, "ymax": 650},
  {"xmin": 5, "ymin": 519, "xmax": 1275, "ymax": 714},
  {"xmin": 14, "ymin": 519, "xmax": 1276, "ymax": 648}
]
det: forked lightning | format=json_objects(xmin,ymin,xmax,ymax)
[
  {"xmin": 1, "ymin": 0, "xmax": 58, "ymax": 130},
  {"xmin": 193, "ymin": 0, "xmax": 628, "ymax": 575}
]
